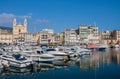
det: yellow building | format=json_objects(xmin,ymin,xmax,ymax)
[
  {"xmin": 101, "ymin": 30, "xmax": 120, "ymax": 44},
  {"xmin": 0, "ymin": 34, "xmax": 13, "ymax": 44},
  {"xmin": 13, "ymin": 18, "xmax": 27, "ymax": 39},
  {"xmin": 0, "ymin": 27, "xmax": 12, "ymax": 44},
  {"xmin": 13, "ymin": 18, "xmax": 27, "ymax": 43},
  {"xmin": 19, "ymin": 33, "xmax": 40, "ymax": 45}
]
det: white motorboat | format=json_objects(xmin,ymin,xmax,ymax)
[
  {"xmin": 66, "ymin": 47, "xmax": 91, "ymax": 56},
  {"xmin": 22, "ymin": 48, "xmax": 34, "ymax": 54},
  {"xmin": 114, "ymin": 45, "xmax": 120, "ymax": 48},
  {"xmin": 12, "ymin": 46, "xmax": 21, "ymax": 52},
  {"xmin": 63, "ymin": 47, "xmax": 80, "ymax": 60},
  {"xmin": 46, "ymin": 48, "xmax": 69, "ymax": 61},
  {"xmin": 0, "ymin": 54, "xmax": 32, "ymax": 68},
  {"xmin": 76, "ymin": 48, "xmax": 91, "ymax": 56},
  {"xmin": 24, "ymin": 51, "xmax": 55, "ymax": 64}
]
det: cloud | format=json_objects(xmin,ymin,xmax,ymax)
[
  {"xmin": 27, "ymin": 13, "xmax": 32, "ymax": 16},
  {"xmin": 17, "ymin": 13, "xmax": 32, "ymax": 19},
  {"xmin": 0, "ymin": 13, "xmax": 15, "ymax": 24},
  {"xmin": 35, "ymin": 19, "xmax": 51, "ymax": 25},
  {"xmin": 0, "ymin": 13, "xmax": 32, "ymax": 24}
]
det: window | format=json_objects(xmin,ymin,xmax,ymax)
[
  {"xmin": 41, "ymin": 35, "xmax": 48, "ymax": 39},
  {"xmin": 19, "ymin": 29, "xmax": 21, "ymax": 33}
]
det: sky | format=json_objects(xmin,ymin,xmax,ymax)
[{"xmin": 0, "ymin": 0, "xmax": 120, "ymax": 33}]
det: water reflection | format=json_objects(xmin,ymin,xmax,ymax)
[
  {"xmin": 78, "ymin": 52, "xmax": 100, "ymax": 70},
  {"xmin": 0, "ymin": 48, "xmax": 120, "ymax": 79},
  {"xmin": 77, "ymin": 48, "xmax": 120, "ymax": 70}
]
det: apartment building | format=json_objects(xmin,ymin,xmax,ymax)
[
  {"xmin": 64, "ymin": 29, "xmax": 79, "ymax": 45},
  {"xmin": 79, "ymin": 25, "xmax": 99, "ymax": 44}
]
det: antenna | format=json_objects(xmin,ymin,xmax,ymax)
[
  {"xmin": 94, "ymin": 21, "xmax": 96, "ymax": 26},
  {"xmin": 34, "ymin": 26, "xmax": 36, "ymax": 33}
]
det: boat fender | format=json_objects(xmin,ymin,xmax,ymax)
[{"xmin": 64, "ymin": 56, "xmax": 70, "ymax": 62}]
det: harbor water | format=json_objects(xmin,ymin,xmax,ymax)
[{"xmin": 0, "ymin": 48, "xmax": 120, "ymax": 79}]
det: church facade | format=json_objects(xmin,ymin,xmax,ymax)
[
  {"xmin": 12, "ymin": 18, "xmax": 27, "ymax": 44},
  {"xmin": 13, "ymin": 18, "xmax": 27, "ymax": 39},
  {"xmin": 12, "ymin": 18, "xmax": 39, "ymax": 45}
]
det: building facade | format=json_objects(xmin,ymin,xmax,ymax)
[
  {"xmin": 79, "ymin": 25, "xmax": 99, "ymax": 44},
  {"xmin": 100, "ymin": 31, "xmax": 112, "ymax": 44},
  {"xmin": 0, "ymin": 17, "xmax": 119, "ymax": 45},
  {"xmin": 39, "ymin": 29, "xmax": 54, "ymax": 44},
  {"xmin": 59, "ymin": 32, "xmax": 65, "ymax": 44},
  {"xmin": 0, "ymin": 34, "xmax": 13, "ymax": 44},
  {"xmin": 113, "ymin": 30, "xmax": 120, "ymax": 40},
  {"xmin": 65, "ymin": 29, "xmax": 79, "ymax": 45},
  {"xmin": 0, "ymin": 27, "xmax": 13, "ymax": 44},
  {"xmin": 101, "ymin": 30, "xmax": 120, "ymax": 44},
  {"xmin": 13, "ymin": 18, "xmax": 27, "ymax": 44},
  {"xmin": 18, "ymin": 33, "xmax": 39, "ymax": 45}
]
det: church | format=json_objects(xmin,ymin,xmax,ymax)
[
  {"xmin": 13, "ymin": 18, "xmax": 27, "ymax": 39},
  {"xmin": 12, "ymin": 18, "xmax": 39, "ymax": 45},
  {"xmin": 12, "ymin": 18, "xmax": 28, "ymax": 44}
]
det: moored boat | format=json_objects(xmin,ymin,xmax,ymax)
[
  {"xmin": 24, "ymin": 51, "xmax": 55, "ymax": 64},
  {"xmin": 0, "ymin": 54, "xmax": 32, "ymax": 69},
  {"xmin": 46, "ymin": 48, "xmax": 69, "ymax": 61}
]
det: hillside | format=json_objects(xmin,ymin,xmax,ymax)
[{"xmin": 0, "ymin": 26, "xmax": 12, "ymax": 31}]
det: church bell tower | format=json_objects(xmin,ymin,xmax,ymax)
[
  {"xmin": 13, "ymin": 18, "xmax": 17, "ymax": 27},
  {"xmin": 24, "ymin": 18, "xmax": 27, "ymax": 32}
]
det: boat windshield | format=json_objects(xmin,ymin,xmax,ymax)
[
  {"xmin": 46, "ymin": 49, "xmax": 56, "ymax": 51},
  {"xmin": 15, "ymin": 54, "xmax": 27, "ymax": 60},
  {"xmin": 3, "ymin": 55, "xmax": 13, "ymax": 59}
]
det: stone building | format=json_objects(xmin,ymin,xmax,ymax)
[
  {"xmin": 112, "ymin": 30, "xmax": 120, "ymax": 44},
  {"xmin": 19, "ymin": 33, "xmax": 40, "ymax": 45},
  {"xmin": 79, "ymin": 25, "xmax": 99, "ymax": 44},
  {"xmin": 13, "ymin": 18, "xmax": 27, "ymax": 44},
  {"xmin": 101, "ymin": 30, "xmax": 120, "ymax": 44},
  {"xmin": 64, "ymin": 29, "xmax": 79, "ymax": 45},
  {"xmin": 0, "ymin": 34, "xmax": 13, "ymax": 44},
  {"xmin": 39, "ymin": 29, "xmax": 54, "ymax": 44},
  {"xmin": 0, "ymin": 27, "xmax": 12, "ymax": 44}
]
